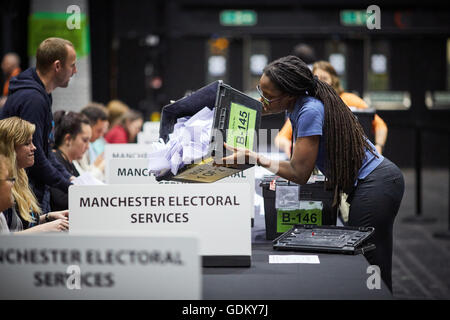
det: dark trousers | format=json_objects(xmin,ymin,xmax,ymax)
[{"xmin": 347, "ymin": 158, "xmax": 405, "ymax": 292}]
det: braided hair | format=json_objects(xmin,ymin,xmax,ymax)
[{"xmin": 263, "ymin": 55, "xmax": 376, "ymax": 203}]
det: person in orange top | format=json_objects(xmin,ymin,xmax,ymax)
[
  {"xmin": 275, "ymin": 60, "xmax": 388, "ymax": 157},
  {"xmin": 1, "ymin": 53, "xmax": 21, "ymax": 107}
]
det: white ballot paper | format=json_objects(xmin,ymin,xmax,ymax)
[
  {"xmin": 72, "ymin": 172, "xmax": 105, "ymax": 186},
  {"xmin": 148, "ymin": 107, "xmax": 214, "ymax": 177},
  {"xmin": 269, "ymin": 255, "xmax": 320, "ymax": 264}
]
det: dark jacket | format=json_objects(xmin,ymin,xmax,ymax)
[
  {"xmin": 50, "ymin": 149, "xmax": 79, "ymax": 211},
  {"xmin": 0, "ymin": 68, "xmax": 72, "ymax": 211}
]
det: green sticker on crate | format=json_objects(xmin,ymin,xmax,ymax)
[
  {"xmin": 226, "ymin": 102, "xmax": 257, "ymax": 150},
  {"xmin": 276, "ymin": 202, "xmax": 323, "ymax": 233}
]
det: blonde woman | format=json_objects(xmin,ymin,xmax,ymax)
[
  {"xmin": 0, "ymin": 117, "xmax": 68, "ymax": 232},
  {"xmin": 0, "ymin": 153, "xmax": 14, "ymax": 233},
  {"xmin": 106, "ymin": 99, "xmax": 129, "ymax": 128}
]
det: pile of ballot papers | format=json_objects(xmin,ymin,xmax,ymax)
[{"xmin": 147, "ymin": 106, "xmax": 214, "ymax": 177}]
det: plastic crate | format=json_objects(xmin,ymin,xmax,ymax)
[{"xmin": 260, "ymin": 175, "xmax": 337, "ymax": 240}]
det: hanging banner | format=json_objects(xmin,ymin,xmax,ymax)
[{"xmin": 28, "ymin": 11, "xmax": 90, "ymax": 58}]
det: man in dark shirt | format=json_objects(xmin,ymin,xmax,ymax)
[{"xmin": 0, "ymin": 37, "xmax": 77, "ymax": 212}]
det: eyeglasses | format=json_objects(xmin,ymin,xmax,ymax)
[
  {"xmin": 0, "ymin": 177, "xmax": 16, "ymax": 184},
  {"xmin": 256, "ymin": 85, "xmax": 285, "ymax": 106}
]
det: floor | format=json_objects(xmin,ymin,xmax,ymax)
[{"xmin": 391, "ymin": 168, "xmax": 450, "ymax": 300}]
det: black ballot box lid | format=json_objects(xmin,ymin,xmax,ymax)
[{"xmin": 159, "ymin": 81, "xmax": 218, "ymax": 143}]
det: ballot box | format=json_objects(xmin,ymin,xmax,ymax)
[
  {"xmin": 260, "ymin": 175, "xmax": 337, "ymax": 240},
  {"xmin": 157, "ymin": 80, "xmax": 262, "ymax": 183}
]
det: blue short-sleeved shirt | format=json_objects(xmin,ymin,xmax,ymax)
[{"xmin": 287, "ymin": 96, "xmax": 384, "ymax": 182}]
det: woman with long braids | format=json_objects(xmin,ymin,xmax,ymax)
[
  {"xmin": 222, "ymin": 55, "xmax": 404, "ymax": 292},
  {"xmin": 274, "ymin": 60, "xmax": 388, "ymax": 158}
]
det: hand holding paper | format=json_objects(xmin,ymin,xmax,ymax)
[
  {"xmin": 215, "ymin": 142, "xmax": 258, "ymax": 167},
  {"xmin": 72, "ymin": 172, "xmax": 105, "ymax": 186}
]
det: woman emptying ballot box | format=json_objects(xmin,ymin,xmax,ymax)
[{"xmin": 219, "ymin": 55, "xmax": 404, "ymax": 292}]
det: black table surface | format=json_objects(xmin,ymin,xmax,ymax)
[
  {"xmin": 202, "ymin": 180, "xmax": 392, "ymax": 300},
  {"xmin": 202, "ymin": 242, "xmax": 392, "ymax": 300}
]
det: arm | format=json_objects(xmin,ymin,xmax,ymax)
[
  {"xmin": 39, "ymin": 210, "xmax": 68, "ymax": 224},
  {"xmin": 221, "ymin": 135, "xmax": 319, "ymax": 185},
  {"xmin": 274, "ymin": 119, "xmax": 293, "ymax": 158},
  {"xmin": 14, "ymin": 218, "xmax": 69, "ymax": 233},
  {"xmin": 15, "ymin": 210, "xmax": 69, "ymax": 234},
  {"xmin": 258, "ymin": 135, "xmax": 319, "ymax": 185},
  {"xmin": 373, "ymin": 114, "xmax": 388, "ymax": 154}
]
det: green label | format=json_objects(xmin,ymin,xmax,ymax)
[
  {"xmin": 28, "ymin": 12, "xmax": 90, "ymax": 58},
  {"xmin": 220, "ymin": 10, "xmax": 257, "ymax": 26},
  {"xmin": 340, "ymin": 10, "xmax": 367, "ymax": 26},
  {"xmin": 276, "ymin": 205, "xmax": 322, "ymax": 233},
  {"xmin": 226, "ymin": 102, "xmax": 257, "ymax": 150}
]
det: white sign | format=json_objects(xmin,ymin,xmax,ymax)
[
  {"xmin": 219, "ymin": 167, "xmax": 255, "ymax": 220},
  {"xmin": 104, "ymin": 144, "xmax": 156, "ymax": 183},
  {"xmin": 69, "ymin": 184, "xmax": 251, "ymax": 258},
  {"xmin": 108, "ymin": 159, "xmax": 157, "ymax": 184},
  {"xmin": 107, "ymin": 162, "xmax": 255, "ymax": 220},
  {"xmin": 104, "ymin": 143, "xmax": 155, "ymax": 160},
  {"xmin": 0, "ymin": 234, "xmax": 200, "ymax": 299}
]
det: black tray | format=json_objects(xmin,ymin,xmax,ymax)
[{"xmin": 273, "ymin": 224, "xmax": 376, "ymax": 255}]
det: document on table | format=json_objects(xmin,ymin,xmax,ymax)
[
  {"xmin": 72, "ymin": 172, "xmax": 105, "ymax": 186},
  {"xmin": 269, "ymin": 255, "xmax": 320, "ymax": 264}
]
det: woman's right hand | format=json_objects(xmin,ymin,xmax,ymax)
[
  {"xmin": 41, "ymin": 218, "xmax": 69, "ymax": 232},
  {"xmin": 215, "ymin": 142, "xmax": 258, "ymax": 168}
]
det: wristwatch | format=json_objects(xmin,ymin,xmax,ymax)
[{"xmin": 45, "ymin": 213, "xmax": 50, "ymax": 222}]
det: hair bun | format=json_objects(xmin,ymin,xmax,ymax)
[{"xmin": 53, "ymin": 110, "xmax": 66, "ymax": 127}]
